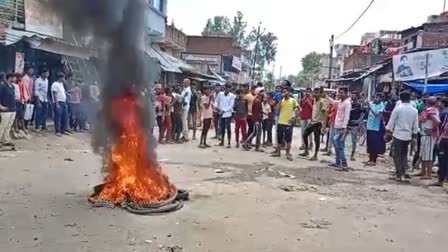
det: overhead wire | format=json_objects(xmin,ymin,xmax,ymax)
[{"xmin": 335, "ymin": 0, "xmax": 376, "ymax": 40}]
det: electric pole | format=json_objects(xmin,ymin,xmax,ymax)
[
  {"xmin": 251, "ymin": 22, "xmax": 262, "ymax": 80},
  {"xmin": 328, "ymin": 34, "xmax": 335, "ymax": 88},
  {"xmin": 444, "ymin": 0, "xmax": 447, "ymax": 12}
]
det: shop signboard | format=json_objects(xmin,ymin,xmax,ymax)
[
  {"xmin": 25, "ymin": 0, "xmax": 63, "ymax": 38},
  {"xmin": 393, "ymin": 48, "xmax": 448, "ymax": 81},
  {"xmin": 181, "ymin": 53, "xmax": 221, "ymax": 66}
]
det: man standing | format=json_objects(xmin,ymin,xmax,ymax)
[
  {"xmin": 0, "ymin": 73, "xmax": 17, "ymax": 150},
  {"xmin": 51, "ymin": 72, "xmax": 69, "ymax": 137},
  {"xmin": 199, "ymin": 86, "xmax": 213, "ymax": 148},
  {"xmin": 181, "ymin": 78, "xmax": 192, "ymax": 142},
  {"xmin": 386, "ymin": 91, "xmax": 419, "ymax": 182},
  {"xmin": 234, "ymin": 89, "xmax": 248, "ymax": 147},
  {"xmin": 299, "ymin": 88, "xmax": 314, "ymax": 150},
  {"xmin": 242, "ymin": 90, "xmax": 264, "ymax": 152},
  {"xmin": 434, "ymin": 98, "xmax": 448, "ymax": 186},
  {"xmin": 271, "ymin": 87, "xmax": 298, "ymax": 161},
  {"xmin": 419, "ymin": 96, "xmax": 440, "ymax": 180},
  {"xmin": 366, "ymin": 93, "xmax": 386, "ymax": 166},
  {"xmin": 332, "ymin": 88, "xmax": 352, "ymax": 170},
  {"xmin": 348, "ymin": 92, "xmax": 365, "ymax": 161},
  {"xmin": 34, "ymin": 69, "xmax": 49, "ymax": 131},
  {"xmin": 245, "ymin": 85, "xmax": 256, "ymax": 137},
  {"xmin": 216, "ymin": 83, "xmax": 235, "ymax": 148},
  {"xmin": 188, "ymin": 83, "xmax": 200, "ymax": 140},
  {"xmin": 299, "ymin": 88, "xmax": 328, "ymax": 160},
  {"xmin": 22, "ymin": 66, "xmax": 34, "ymax": 129}
]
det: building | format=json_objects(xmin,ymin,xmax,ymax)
[
  {"xmin": 318, "ymin": 53, "xmax": 339, "ymax": 81},
  {"xmin": 399, "ymin": 12, "xmax": 448, "ymax": 52},
  {"xmin": 182, "ymin": 35, "xmax": 250, "ymax": 83}
]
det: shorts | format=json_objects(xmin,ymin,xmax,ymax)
[
  {"xmin": 277, "ymin": 124, "xmax": 293, "ymax": 144},
  {"xmin": 15, "ymin": 102, "xmax": 25, "ymax": 120}
]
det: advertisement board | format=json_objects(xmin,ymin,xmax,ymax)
[{"xmin": 393, "ymin": 48, "xmax": 448, "ymax": 81}]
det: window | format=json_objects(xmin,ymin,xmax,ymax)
[{"xmin": 151, "ymin": 0, "xmax": 164, "ymax": 13}]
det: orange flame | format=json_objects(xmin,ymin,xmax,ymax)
[{"xmin": 93, "ymin": 93, "xmax": 176, "ymax": 206}]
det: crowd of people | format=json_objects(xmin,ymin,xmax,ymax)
[
  {"xmin": 0, "ymin": 67, "xmax": 100, "ymax": 151},
  {"xmin": 154, "ymin": 78, "xmax": 448, "ymax": 186},
  {"xmin": 1, "ymin": 71, "xmax": 447, "ymax": 187}
]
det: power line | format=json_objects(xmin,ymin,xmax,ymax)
[{"xmin": 335, "ymin": 0, "xmax": 376, "ymax": 40}]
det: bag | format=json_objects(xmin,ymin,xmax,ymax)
[{"xmin": 24, "ymin": 104, "xmax": 34, "ymax": 121}]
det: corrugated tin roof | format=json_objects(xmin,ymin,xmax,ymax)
[{"xmin": 0, "ymin": 27, "xmax": 48, "ymax": 45}]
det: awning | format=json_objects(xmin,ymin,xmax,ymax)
[
  {"xmin": 145, "ymin": 46, "xmax": 182, "ymax": 73},
  {"xmin": 404, "ymin": 82, "xmax": 448, "ymax": 94},
  {"xmin": 208, "ymin": 68, "xmax": 226, "ymax": 82},
  {"xmin": 0, "ymin": 27, "xmax": 48, "ymax": 46},
  {"xmin": 354, "ymin": 63, "xmax": 389, "ymax": 81},
  {"xmin": 25, "ymin": 37, "xmax": 96, "ymax": 59}
]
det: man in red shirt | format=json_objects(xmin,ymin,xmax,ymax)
[
  {"xmin": 242, "ymin": 90, "xmax": 264, "ymax": 152},
  {"xmin": 300, "ymin": 88, "xmax": 314, "ymax": 150}
]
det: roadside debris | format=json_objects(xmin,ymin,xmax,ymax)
[
  {"xmin": 64, "ymin": 158, "xmax": 74, "ymax": 162},
  {"xmin": 301, "ymin": 219, "xmax": 332, "ymax": 230},
  {"xmin": 279, "ymin": 184, "xmax": 318, "ymax": 192}
]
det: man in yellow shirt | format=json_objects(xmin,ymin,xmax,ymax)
[
  {"xmin": 271, "ymin": 87, "xmax": 299, "ymax": 161},
  {"xmin": 244, "ymin": 85, "xmax": 256, "ymax": 137}
]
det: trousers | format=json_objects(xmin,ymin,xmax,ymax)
[
  {"xmin": 392, "ymin": 137, "xmax": 410, "ymax": 176},
  {"xmin": 0, "ymin": 112, "xmax": 16, "ymax": 144}
]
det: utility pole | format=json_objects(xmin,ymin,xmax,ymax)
[
  {"xmin": 328, "ymin": 34, "xmax": 335, "ymax": 88},
  {"xmin": 251, "ymin": 22, "xmax": 262, "ymax": 80},
  {"xmin": 424, "ymin": 52, "xmax": 429, "ymax": 94},
  {"xmin": 444, "ymin": 0, "xmax": 447, "ymax": 12},
  {"xmin": 279, "ymin": 65, "xmax": 283, "ymax": 82}
]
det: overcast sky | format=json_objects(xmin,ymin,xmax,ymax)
[{"xmin": 168, "ymin": 0, "xmax": 445, "ymax": 76}]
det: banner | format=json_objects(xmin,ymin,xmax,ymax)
[
  {"xmin": 14, "ymin": 52, "xmax": 25, "ymax": 74},
  {"xmin": 25, "ymin": 0, "xmax": 63, "ymax": 38},
  {"xmin": 393, "ymin": 48, "xmax": 448, "ymax": 81}
]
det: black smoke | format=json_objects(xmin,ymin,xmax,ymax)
[{"xmin": 46, "ymin": 0, "xmax": 159, "ymax": 163}]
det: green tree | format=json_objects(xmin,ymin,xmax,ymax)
[
  {"xmin": 264, "ymin": 71, "xmax": 274, "ymax": 90},
  {"xmin": 248, "ymin": 28, "xmax": 278, "ymax": 78},
  {"xmin": 295, "ymin": 52, "xmax": 321, "ymax": 87},
  {"xmin": 230, "ymin": 11, "xmax": 248, "ymax": 48},
  {"xmin": 202, "ymin": 16, "xmax": 232, "ymax": 37}
]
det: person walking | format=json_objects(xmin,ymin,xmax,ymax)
[
  {"xmin": 262, "ymin": 94, "xmax": 273, "ymax": 146},
  {"xmin": 242, "ymin": 89, "xmax": 264, "ymax": 152},
  {"xmin": 418, "ymin": 96, "xmax": 440, "ymax": 180},
  {"xmin": 199, "ymin": 86, "xmax": 213, "ymax": 148},
  {"xmin": 0, "ymin": 73, "xmax": 18, "ymax": 150},
  {"xmin": 299, "ymin": 88, "xmax": 328, "ymax": 160},
  {"xmin": 245, "ymin": 85, "xmax": 256, "ymax": 137},
  {"xmin": 188, "ymin": 83, "xmax": 200, "ymax": 140},
  {"xmin": 51, "ymin": 72, "xmax": 69, "ymax": 137},
  {"xmin": 299, "ymin": 88, "xmax": 314, "ymax": 150},
  {"xmin": 171, "ymin": 86, "xmax": 183, "ymax": 143},
  {"xmin": 348, "ymin": 92, "xmax": 365, "ymax": 161},
  {"xmin": 271, "ymin": 87, "xmax": 298, "ymax": 161},
  {"xmin": 366, "ymin": 93, "xmax": 386, "ymax": 166},
  {"xmin": 34, "ymin": 69, "xmax": 50, "ymax": 131},
  {"xmin": 331, "ymin": 88, "xmax": 352, "ymax": 170},
  {"xmin": 215, "ymin": 83, "xmax": 235, "ymax": 148},
  {"xmin": 234, "ymin": 89, "xmax": 248, "ymax": 148},
  {"xmin": 180, "ymin": 79, "xmax": 192, "ymax": 142},
  {"xmin": 385, "ymin": 91, "xmax": 419, "ymax": 182},
  {"xmin": 22, "ymin": 66, "xmax": 34, "ymax": 130}
]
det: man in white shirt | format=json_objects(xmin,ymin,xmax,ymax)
[
  {"xmin": 180, "ymin": 78, "xmax": 192, "ymax": 141},
  {"xmin": 51, "ymin": 72, "xmax": 69, "ymax": 137},
  {"xmin": 386, "ymin": 91, "xmax": 419, "ymax": 182},
  {"xmin": 34, "ymin": 69, "xmax": 50, "ymax": 131},
  {"xmin": 215, "ymin": 83, "xmax": 235, "ymax": 148}
]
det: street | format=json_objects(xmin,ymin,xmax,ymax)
[{"xmin": 0, "ymin": 130, "xmax": 447, "ymax": 252}]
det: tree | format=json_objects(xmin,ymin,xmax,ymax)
[
  {"xmin": 202, "ymin": 16, "xmax": 232, "ymax": 37},
  {"xmin": 295, "ymin": 52, "xmax": 321, "ymax": 87},
  {"xmin": 230, "ymin": 11, "xmax": 248, "ymax": 48},
  {"xmin": 264, "ymin": 71, "xmax": 274, "ymax": 90},
  {"xmin": 248, "ymin": 28, "xmax": 278, "ymax": 78}
]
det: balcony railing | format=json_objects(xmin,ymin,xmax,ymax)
[
  {"xmin": 0, "ymin": 0, "xmax": 25, "ymax": 27},
  {"xmin": 166, "ymin": 25, "xmax": 187, "ymax": 49}
]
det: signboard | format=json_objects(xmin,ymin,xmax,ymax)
[
  {"xmin": 393, "ymin": 48, "xmax": 448, "ymax": 81},
  {"xmin": 25, "ymin": 0, "xmax": 63, "ymax": 38},
  {"xmin": 14, "ymin": 52, "xmax": 25, "ymax": 74},
  {"xmin": 231, "ymin": 56, "xmax": 242, "ymax": 72},
  {"xmin": 181, "ymin": 53, "xmax": 221, "ymax": 65}
]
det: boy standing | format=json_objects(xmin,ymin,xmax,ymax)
[
  {"xmin": 242, "ymin": 90, "xmax": 264, "ymax": 152},
  {"xmin": 234, "ymin": 89, "xmax": 248, "ymax": 147},
  {"xmin": 199, "ymin": 86, "xmax": 213, "ymax": 148}
]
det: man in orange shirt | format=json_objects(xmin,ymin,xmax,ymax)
[{"xmin": 21, "ymin": 66, "xmax": 34, "ymax": 130}]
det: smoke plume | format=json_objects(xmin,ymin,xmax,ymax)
[{"xmin": 46, "ymin": 0, "xmax": 159, "ymax": 162}]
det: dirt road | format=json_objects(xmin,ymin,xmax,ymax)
[{"xmin": 0, "ymin": 130, "xmax": 447, "ymax": 252}]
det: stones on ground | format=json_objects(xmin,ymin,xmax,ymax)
[
  {"xmin": 277, "ymin": 170, "xmax": 296, "ymax": 179},
  {"xmin": 214, "ymin": 169, "xmax": 224, "ymax": 174},
  {"xmin": 64, "ymin": 158, "xmax": 74, "ymax": 162},
  {"xmin": 279, "ymin": 184, "xmax": 318, "ymax": 192},
  {"xmin": 301, "ymin": 219, "xmax": 332, "ymax": 230},
  {"xmin": 371, "ymin": 187, "xmax": 389, "ymax": 192}
]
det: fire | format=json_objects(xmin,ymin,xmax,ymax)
[{"xmin": 91, "ymin": 92, "xmax": 177, "ymax": 206}]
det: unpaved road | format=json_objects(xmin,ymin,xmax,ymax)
[{"xmin": 0, "ymin": 129, "xmax": 447, "ymax": 252}]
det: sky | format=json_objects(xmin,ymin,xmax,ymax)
[{"xmin": 168, "ymin": 0, "xmax": 446, "ymax": 77}]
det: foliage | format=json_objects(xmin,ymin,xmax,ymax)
[
  {"xmin": 202, "ymin": 11, "xmax": 278, "ymax": 79},
  {"xmin": 295, "ymin": 52, "xmax": 321, "ymax": 87},
  {"xmin": 202, "ymin": 16, "xmax": 232, "ymax": 37},
  {"xmin": 264, "ymin": 71, "xmax": 274, "ymax": 90}
]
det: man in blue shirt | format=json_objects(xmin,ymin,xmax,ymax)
[{"xmin": 365, "ymin": 93, "xmax": 386, "ymax": 166}]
